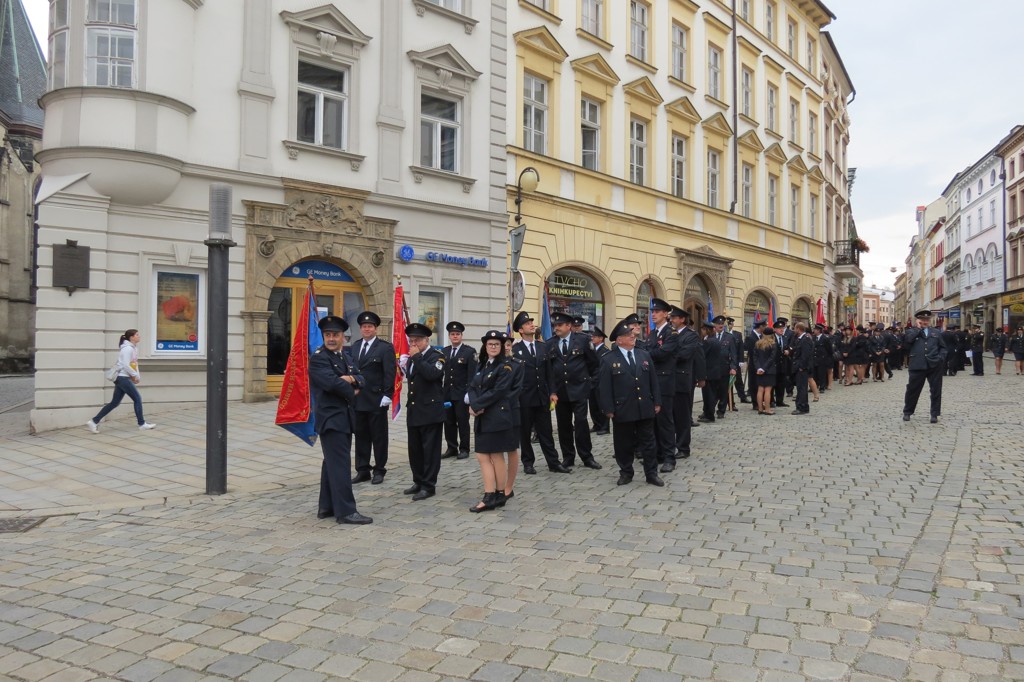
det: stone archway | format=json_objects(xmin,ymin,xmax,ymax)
[
  {"xmin": 241, "ymin": 180, "xmax": 396, "ymax": 401},
  {"xmin": 675, "ymin": 246, "xmax": 733, "ymax": 318}
]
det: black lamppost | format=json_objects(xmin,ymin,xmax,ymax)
[
  {"xmin": 205, "ymin": 184, "xmax": 235, "ymax": 495},
  {"xmin": 509, "ymin": 167, "xmax": 539, "ymax": 327}
]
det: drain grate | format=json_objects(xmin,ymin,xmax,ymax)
[{"xmin": 0, "ymin": 517, "xmax": 45, "ymax": 533}]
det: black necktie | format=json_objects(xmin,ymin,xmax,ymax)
[
  {"xmin": 529, "ymin": 342, "xmax": 535, "ymax": 357},
  {"xmin": 360, "ymin": 341, "xmax": 369, "ymax": 360},
  {"xmin": 627, "ymin": 350, "xmax": 636, "ymax": 370},
  {"xmin": 562, "ymin": 339, "xmax": 568, "ymax": 356}
]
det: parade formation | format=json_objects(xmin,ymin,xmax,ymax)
[{"xmin": 305, "ymin": 299, "xmax": 1024, "ymax": 526}]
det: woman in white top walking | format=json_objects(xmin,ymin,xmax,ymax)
[{"xmin": 87, "ymin": 329, "xmax": 155, "ymax": 432}]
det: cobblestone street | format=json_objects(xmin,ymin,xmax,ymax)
[{"xmin": 2, "ymin": 368, "xmax": 1023, "ymax": 681}]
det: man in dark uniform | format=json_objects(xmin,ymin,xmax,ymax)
[
  {"xmin": 404, "ymin": 322, "xmax": 447, "ymax": 499},
  {"xmin": 599, "ymin": 318, "xmax": 663, "ymax": 487},
  {"xmin": 726, "ymin": 317, "xmax": 749, "ymax": 404},
  {"xmin": 511, "ymin": 311, "xmax": 567, "ymax": 474},
  {"xmin": 902, "ymin": 310, "xmax": 948, "ymax": 424},
  {"xmin": 746, "ymin": 320, "xmax": 767, "ymax": 409},
  {"xmin": 812, "ymin": 323, "xmax": 833, "ymax": 393},
  {"xmin": 790, "ymin": 322, "xmax": 813, "ymax": 415},
  {"xmin": 771, "ymin": 320, "xmax": 792, "ymax": 407},
  {"xmin": 641, "ymin": 298, "xmax": 678, "ymax": 468},
  {"xmin": 969, "ymin": 324, "xmax": 985, "ymax": 376},
  {"xmin": 776, "ymin": 317, "xmax": 794, "ymax": 397},
  {"xmin": 309, "ymin": 315, "xmax": 372, "ymax": 525},
  {"xmin": 442, "ymin": 321, "xmax": 475, "ymax": 459},
  {"xmin": 571, "ymin": 315, "xmax": 591, "ymax": 338},
  {"xmin": 546, "ymin": 311, "xmax": 601, "ymax": 469},
  {"xmin": 350, "ymin": 311, "xmax": 397, "ymax": 485},
  {"xmin": 710, "ymin": 315, "xmax": 738, "ymax": 418},
  {"xmin": 588, "ymin": 327, "xmax": 611, "ymax": 435},
  {"xmin": 943, "ymin": 324, "xmax": 959, "ymax": 376},
  {"xmin": 669, "ymin": 307, "xmax": 700, "ymax": 464}
]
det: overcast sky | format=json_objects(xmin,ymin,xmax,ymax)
[{"xmin": 24, "ymin": 0, "xmax": 1024, "ymax": 291}]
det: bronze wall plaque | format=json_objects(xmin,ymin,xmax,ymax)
[{"xmin": 52, "ymin": 243, "xmax": 91, "ymax": 292}]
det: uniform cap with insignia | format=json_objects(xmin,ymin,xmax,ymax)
[
  {"xmin": 571, "ymin": 315, "xmax": 585, "ymax": 326},
  {"xmin": 772, "ymin": 320, "xmax": 785, "ymax": 329},
  {"xmin": 405, "ymin": 322, "xmax": 432, "ymax": 337},
  {"xmin": 357, "ymin": 311, "xmax": 381, "ymax": 327},
  {"xmin": 701, "ymin": 321, "xmax": 714, "ymax": 330},
  {"xmin": 712, "ymin": 315, "xmax": 726, "ymax": 324},
  {"xmin": 914, "ymin": 309, "xmax": 932, "ymax": 320},
  {"xmin": 512, "ymin": 311, "xmax": 534, "ymax": 332},
  {"xmin": 650, "ymin": 297, "xmax": 671, "ymax": 312},
  {"xmin": 446, "ymin": 321, "xmax": 465, "ymax": 333},
  {"xmin": 669, "ymin": 307, "xmax": 689, "ymax": 319},
  {"xmin": 318, "ymin": 315, "xmax": 348, "ymax": 333},
  {"xmin": 814, "ymin": 323, "xmax": 825, "ymax": 331},
  {"xmin": 753, "ymin": 319, "xmax": 767, "ymax": 329},
  {"xmin": 776, "ymin": 317, "xmax": 789, "ymax": 325},
  {"xmin": 609, "ymin": 319, "xmax": 632, "ymax": 341},
  {"xmin": 726, "ymin": 317, "xmax": 735, "ymax": 323},
  {"xmin": 591, "ymin": 326, "xmax": 606, "ymax": 339},
  {"xmin": 624, "ymin": 313, "xmax": 642, "ymax": 326},
  {"xmin": 550, "ymin": 311, "xmax": 573, "ymax": 326},
  {"xmin": 481, "ymin": 329, "xmax": 504, "ymax": 344}
]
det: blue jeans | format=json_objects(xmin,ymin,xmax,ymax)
[{"xmin": 94, "ymin": 376, "xmax": 146, "ymax": 425}]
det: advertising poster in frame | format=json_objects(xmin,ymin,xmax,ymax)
[{"xmin": 156, "ymin": 272, "xmax": 200, "ymax": 351}]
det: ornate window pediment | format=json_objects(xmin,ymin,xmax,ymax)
[
  {"xmin": 666, "ymin": 96, "xmax": 701, "ymax": 124},
  {"xmin": 764, "ymin": 142, "xmax": 788, "ymax": 163},
  {"xmin": 738, "ymin": 129, "xmax": 765, "ymax": 152},
  {"xmin": 408, "ymin": 44, "xmax": 481, "ymax": 87},
  {"xmin": 513, "ymin": 26, "xmax": 569, "ymax": 62},
  {"xmin": 571, "ymin": 53, "xmax": 619, "ymax": 86},
  {"xmin": 280, "ymin": 5, "xmax": 371, "ymax": 58},
  {"xmin": 787, "ymin": 155, "xmax": 810, "ymax": 175},
  {"xmin": 702, "ymin": 112, "xmax": 733, "ymax": 137},
  {"xmin": 623, "ymin": 76, "xmax": 664, "ymax": 106}
]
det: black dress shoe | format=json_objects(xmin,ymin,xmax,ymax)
[
  {"xmin": 690, "ymin": 420, "xmax": 700, "ymax": 427},
  {"xmin": 549, "ymin": 463, "xmax": 572, "ymax": 473},
  {"xmin": 776, "ymin": 402, "xmax": 789, "ymax": 408},
  {"xmin": 470, "ymin": 492, "xmax": 499, "ymax": 512},
  {"xmin": 902, "ymin": 413, "xmax": 911, "ymax": 422},
  {"xmin": 595, "ymin": 428, "xmax": 610, "ymax": 435},
  {"xmin": 659, "ymin": 462, "xmax": 675, "ymax": 473},
  {"xmin": 645, "ymin": 475, "xmax": 665, "ymax": 487},
  {"xmin": 697, "ymin": 415, "xmax": 713, "ymax": 423},
  {"xmin": 352, "ymin": 472, "xmax": 371, "ymax": 484},
  {"xmin": 442, "ymin": 448, "xmax": 458, "ymax": 459},
  {"xmin": 679, "ymin": 451, "xmax": 691, "ymax": 459},
  {"xmin": 371, "ymin": 473, "xmax": 384, "ymax": 485},
  {"xmin": 523, "ymin": 465, "xmax": 537, "ymax": 475},
  {"xmin": 791, "ymin": 410, "xmax": 808, "ymax": 415},
  {"xmin": 403, "ymin": 484, "xmax": 421, "ymax": 495},
  {"xmin": 338, "ymin": 512, "xmax": 373, "ymax": 525},
  {"xmin": 316, "ymin": 509, "xmax": 333, "ymax": 520},
  {"xmin": 716, "ymin": 412, "xmax": 725, "ymax": 419},
  {"xmin": 561, "ymin": 461, "xmax": 576, "ymax": 469},
  {"xmin": 930, "ymin": 416, "xmax": 938, "ymax": 424},
  {"xmin": 582, "ymin": 458, "xmax": 603, "ymax": 470},
  {"xmin": 412, "ymin": 489, "xmax": 435, "ymax": 501},
  {"xmin": 616, "ymin": 474, "xmax": 633, "ymax": 485},
  {"xmin": 457, "ymin": 451, "xmax": 470, "ymax": 459}
]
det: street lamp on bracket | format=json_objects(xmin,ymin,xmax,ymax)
[{"xmin": 509, "ymin": 167, "xmax": 539, "ymax": 327}]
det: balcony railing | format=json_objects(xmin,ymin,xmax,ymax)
[{"xmin": 834, "ymin": 239, "xmax": 860, "ymax": 267}]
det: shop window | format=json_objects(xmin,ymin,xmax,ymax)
[{"xmin": 547, "ymin": 267, "xmax": 604, "ymax": 332}]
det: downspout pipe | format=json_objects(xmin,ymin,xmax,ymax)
[{"xmin": 729, "ymin": 0, "xmax": 739, "ymax": 214}]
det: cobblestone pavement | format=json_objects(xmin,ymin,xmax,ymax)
[{"xmin": 1, "ymin": 365, "xmax": 1023, "ymax": 681}]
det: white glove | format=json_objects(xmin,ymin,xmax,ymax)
[
  {"xmin": 380, "ymin": 396, "xmax": 392, "ymax": 407},
  {"xmin": 398, "ymin": 354, "xmax": 409, "ymax": 370},
  {"xmin": 464, "ymin": 392, "xmax": 470, "ymax": 405},
  {"xmin": 739, "ymin": 362, "xmax": 747, "ymax": 369}
]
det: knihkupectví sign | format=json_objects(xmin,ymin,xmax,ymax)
[{"xmin": 398, "ymin": 245, "xmax": 488, "ymax": 268}]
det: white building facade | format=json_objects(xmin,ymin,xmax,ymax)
[
  {"xmin": 956, "ymin": 152, "xmax": 1005, "ymax": 332},
  {"xmin": 34, "ymin": 0, "xmax": 509, "ymax": 431}
]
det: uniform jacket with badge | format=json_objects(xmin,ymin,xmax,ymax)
[
  {"xmin": 812, "ymin": 333, "xmax": 833, "ymax": 367},
  {"xmin": 970, "ymin": 331, "xmax": 985, "ymax": 352},
  {"xmin": 642, "ymin": 324, "xmax": 679, "ymax": 395},
  {"xmin": 673, "ymin": 326, "xmax": 701, "ymax": 393},
  {"xmin": 703, "ymin": 331, "xmax": 737, "ymax": 379},
  {"xmin": 405, "ymin": 346, "xmax": 446, "ymax": 426},
  {"xmin": 904, "ymin": 327, "xmax": 947, "ymax": 370},
  {"xmin": 546, "ymin": 332, "xmax": 599, "ymax": 402},
  {"xmin": 468, "ymin": 358, "xmax": 515, "ymax": 432},
  {"xmin": 598, "ymin": 347, "xmax": 661, "ymax": 422},
  {"xmin": 309, "ymin": 346, "xmax": 363, "ymax": 435},
  {"xmin": 987, "ymin": 331, "xmax": 1007, "ymax": 353},
  {"xmin": 1009, "ymin": 332, "xmax": 1024, "ymax": 354},
  {"xmin": 791, "ymin": 333, "xmax": 814, "ymax": 371},
  {"xmin": 350, "ymin": 337, "xmax": 396, "ymax": 412},
  {"xmin": 512, "ymin": 339, "xmax": 551, "ymax": 407},
  {"xmin": 442, "ymin": 344, "xmax": 476, "ymax": 402}
]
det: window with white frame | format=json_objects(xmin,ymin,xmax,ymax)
[
  {"xmin": 526, "ymin": 0, "xmax": 549, "ymax": 9},
  {"xmin": 805, "ymin": 36, "xmax": 815, "ymax": 71},
  {"xmin": 425, "ymin": 0, "xmax": 462, "ymax": 9},
  {"xmin": 767, "ymin": 84, "xmax": 778, "ymax": 131},
  {"xmin": 978, "ymin": 207, "xmax": 984, "ymax": 231},
  {"xmin": 672, "ymin": 24, "xmax": 688, "ymax": 82},
  {"xmin": 990, "ymin": 169, "xmax": 997, "ymax": 186},
  {"xmin": 581, "ymin": 98, "xmax": 600, "ymax": 170},
  {"xmin": 630, "ymin": 118, "xmax": 647, "ymax": 185},
  {"xmin": 740, "ymin": 0, "xmax": 750, "ymax": 22},
  {"xmin": 810, "ymin": 194, "xmax": 817, "ymax": 239},
  {"xmin": 990, "ymin": 199, "xmax": 996, "ymax": 226},
  {"xmin": 671, "ymin": 135, "xmax": 687, "ymax": 199},
  {"xmin": 630, "ymin": 2, "xmax": 649, "ymax": 62},
  {"xmin": 420, "ymin": 93, "xmax": 460, "ymax": 172},
  {"xmin": 787, "ymin": 19, "xmax": 797, "ymax": 58},
  {"xmin": 768, "ymin": 174, "xmax": 778, "ymax": 226},
  {"xmin": 789, "ymin": 98, "xmax": 799, "ymax": 142},
  {"xmin": 765, "ymin": 1, "xmax": 776, "ymax": 41},
  {"xmin": 707, "ymin": 149, "xmax": 720, "ymax": 208},
  {"xmin": 708, "ymin": 46, "xmax": 722, "ymax": 100},
  {"xmin": 808, "ymin": 112, "xmax": 817, "ymax": 155},
  {"xmin": 48, "ymin": 0, "xmax": 69, "ymax": 89},
  {"xmin": 582, "ymin": 0, "xmax": 602, "ymax": 36},
  {"xmin": 966, "ymin": 188, "xmax": 972, "ymax": 203},
  {"xmin": 977, "ymin": 179, "xmax": 983, "ymax": 194},
  {"xmin": 966, "ymin": 215, "xmax": 972, "ymax": 237},
  {"xmin": 86, "ymin": 0, "xmax": 137, "ymax": 88},
  {"xmin": 742, "ymin": 163, "xmax": 753, "ymax": 218},
  {"xmin": 523, "ymin": 74, "xmax": 548, "ymax": 154},
  {"xmin": 790, "ymin": 185, "xmax": 799, "ymax": 231},
  {"xmin": 297, "ymin": 61, "xmax": 349, "ymax": 150},
  {"xmin": 741, "ymin": 67, "xmax": 753, "ymax": 117}
]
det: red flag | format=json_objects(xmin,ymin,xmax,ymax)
[
  {"xmin": 275, "ymin": 280, "xmax": 321, "ymax": 445},
  {"xmin": 815, "ymin": 298, "xmax": 826, "ymax": 325},
  {"xmin": 391, "ymin": 284, "xmax": 409, "ymax": 420},
  {"xmin": 767, "ymin": 299, "xmax": 775, "ymax": 326}
]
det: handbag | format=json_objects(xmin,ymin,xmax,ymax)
[
  {"xmin": 832, "ymin": 350, "xmax": 843, "ymax": 362},
  {"xmin": 104, "ymin": 363, "xmax": 120, "ymax": 382}
]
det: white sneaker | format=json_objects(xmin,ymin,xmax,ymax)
[
  {"xmin": 139, "ymin": 423, "xmax": 156, "ymax": 430},
  {"xmin": 86, "ymin": 420, "xmax": 99, "ymax": 433}
]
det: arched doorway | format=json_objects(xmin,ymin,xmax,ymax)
[
  {"xmin": 635, "ymin": 278, "xmax": 660, "ymax": 330},
  {"xmin": 266, "ymin": 259, "xmax": 367, "ymax": 395},
  {"xmin": 546, "ymin": 266, "xmax": 606, "ymax": 332},
  {"xmin": 791, "ymin": 297, "xmax": 813, "ymax": 326},
  {"xmin": 743, "ymin": 290, "xmax": 772, "ymax": 330},
  {"xmin": 684, "ymin": 275, "xmax": 711, "ymax": 324}
]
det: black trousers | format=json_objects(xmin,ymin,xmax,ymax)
[
  {"xmin": 672, "ymin": 388, "xmax": 694, "ymax": 457},
  {"xmin": 711, "ymin": 377, "xmax": 729, "ymax": 415},
  {"xmin": 773, "ymin": 374, "xmax": 789, "ymax": 405},
  {"xmin": 519, "ymin": 402, "xmax": 559, "ymax": 469},
  {"xmin": 588, "ymin": 387, "xmax": 608, "ymax": 431},
  {"xmin": 554, "ymin": 397, "xmax": 593, "ymax": 465},
  {"xmin": 903, "ymin": 364, "xmax": 943, "ymax": 418},
  {"xmin": 613, "ymin": 418, "xmax": 657, "ymax": 480},
  {"xmin": 444, "ymin": 399, "xmax": 471, "ymax": 453},
  {"xmin": 972, "ymin": 352, "xmax": 984, "ymax": 375},
  {"xmin": 653, "ymin": 391, "xmax": 675, "ymax": 464},
  {"xmin": 794, "ymin": 369, "xmax": 809, "ymax": 412},
  {"xmin": 408, "ymin": 422, "xmax": 442, "ymax": 492},
  {"xmin": 354, "ymin": 407, "xmax": 389, "ymax": 475},
  {"xmin": 814, "ymin": 363, "xmax": 830, "ymax": 391},
  {"xmin": 318, "ymin": 429, "xmax": 357, "ymax": 518},
  {"xmin": 701, "ymin": 383, "xmax": 718, "ymax": 418},
  {"xmin": 733, "ymin": 367, "xmax": 747, "ymax": 401}
]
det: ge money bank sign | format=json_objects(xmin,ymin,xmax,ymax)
[{"xmin": 398, "ymin": 245, "xmax": 488, "ymax": 268}]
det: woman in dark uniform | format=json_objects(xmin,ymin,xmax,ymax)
[
  {"xmin": 1011, "ymin": 326, "xmax": 1024, "ymax": 375},
  {"xmin": 988, "ymin": 327, "xmax": 1007, "ymax": 375},
  {"xmin": 869, "ymin": 328, "xmax": 887, "ymax": 382},
  {"xmin": 752, "ymin": 327, "xmax": 778, "ymax": 415},
  {"xmin": 838, "ymin": 327, "xmax": 857, "ymax": 385},
  {"xmin": 468, "ymin": 330, "xmax": 516, "ymax": 512},
  {"xmin": 502, "ymin": 333, "xmax": 525, "ymax": 502}
]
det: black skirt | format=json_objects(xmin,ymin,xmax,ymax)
[
  {"xmin": 755, "ymin": 374, "xmax": 776, "ymax": 388},
  {"xmin": 475, "ymin": 427, "xmax": 518, "ymax": 453}
]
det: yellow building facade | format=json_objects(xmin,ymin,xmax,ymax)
[{"xmin": 508, "ymin": 0, "xmax": 843, "ymax": 331}]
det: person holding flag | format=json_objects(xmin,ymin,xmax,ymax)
[{"xmin": 309, "ymin": 315, "xmax": 372, "ymax": 525}]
